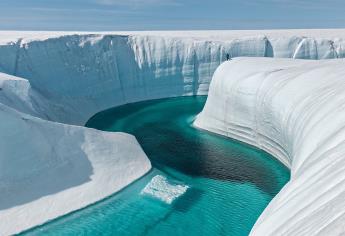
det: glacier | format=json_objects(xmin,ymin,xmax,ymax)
[
  {"xmin": 195, "ymin": 57, "xmax": 345, "ymax": 235},
  {"xmin": 2, "ymin": 29, "xmax": 345, "ymax": 234}
]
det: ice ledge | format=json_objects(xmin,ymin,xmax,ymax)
[
  {"xmin": 0, "ymin": 82, "xmax": 151, "ymax": 235},
  {"xmin": 0, "ymin": 71, "xmax": 158, "ymax": 235},
  {"xmin": 195, "ymin": 57, "xmax": 345, "ymax": 235}
]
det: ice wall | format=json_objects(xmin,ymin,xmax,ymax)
[
  {"xmin": 195, "ymin": 58, "xmax": 345, "ymax": 235},
  {"xmin": 1, "ymin": 32, "xmax": 345, "ymax": 125}
]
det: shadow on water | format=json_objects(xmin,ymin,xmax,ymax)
[
  {"xmin": 142, "ymin": 124, "xmax": 281, "ymax": 196},
  {"xmin": 86, "ymin": 96, "xmax": 289, "ymax": 197}
]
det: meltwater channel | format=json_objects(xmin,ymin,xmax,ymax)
[{"xmin": 22, "ymin": 96, "xmax": 289, "ymax": 236}]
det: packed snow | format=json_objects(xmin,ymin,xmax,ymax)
[
  {"xmin": 2, "ymin": 30, "xmax": 345, "ymax": 234},
  {"xmin": 195, "ymin": 57, "xmax": 345, "ymax": 235}
]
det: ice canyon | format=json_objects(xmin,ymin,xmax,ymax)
[{"xmin": 1, "ymin": 29, "xmax": 345, "ymax": 235}]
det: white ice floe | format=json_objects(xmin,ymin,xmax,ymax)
[
  {"xmin": 195, "ymin": 57, "xmax": 345, "ymax": 235},
  {"xmin": 141, "ymin": 175, "xmax": 189, "ymax": 204}
]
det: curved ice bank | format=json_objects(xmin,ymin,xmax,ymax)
[
  {"xmin": 0, "ymin": 73, "xmax": 151, "ymax": 235},
  {"xmin": 194, "ymin": 57, "xmax": 345, "ymax": 235},
  {"xmin": 2, "ymin": 30, "xmax": 345, "ymax": 125}
]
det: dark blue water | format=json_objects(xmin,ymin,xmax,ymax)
[{"xmin": 22, "ymin": 96, "xmax": 289, "ymax": 236}]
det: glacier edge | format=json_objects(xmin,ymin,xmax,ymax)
[{"xmin": 195, "ymin": 57, "xmax": 345, "ymax": 235}]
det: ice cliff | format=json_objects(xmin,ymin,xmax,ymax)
[
  {"xmin": 2, "ymin": 30, "xmax": 345, "ymax": 234},
  {"xmin": 2, "ymin": 30, "xmax": 345, "ymax": 125},
  {"xmin": 195, "ymin": 57, "xmax": 345, "ymax": 235}
]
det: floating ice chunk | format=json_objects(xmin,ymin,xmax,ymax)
[{"xmin": 141, "ymin": 175, "xmax": 189, "ymax": 204}]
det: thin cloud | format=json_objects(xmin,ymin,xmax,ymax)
[
  {"xmin": 95, "ymin": 0, "xmax": 181, "ymax": 7},
  {"xmin": 244, "ymin": 0, "xmax": 343, "ymax": 10}
]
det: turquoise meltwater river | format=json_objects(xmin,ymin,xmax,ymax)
[{"xmin": 22, "ymin": 96, "xmax": 289, "ymax": 236}]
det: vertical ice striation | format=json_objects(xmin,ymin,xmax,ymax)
[
  {"xmin": 195, "ymin": 57, "xmax": 345, "ymax": 235},
  {"xmin": 2, "ymin": 31, "xmax": 345, "ymax": 125}
]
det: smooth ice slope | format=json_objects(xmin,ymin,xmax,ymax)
[
  {"xmin": 195, "ymin": 58, "xmax": 345, "ymax": 235},
  {"xmin": 0, "ymin": 71, "xmax": 151, "ymax": 235},
  {"xmin": 0, "ymin": 102, "xmax": 151, "ymax": 235}
]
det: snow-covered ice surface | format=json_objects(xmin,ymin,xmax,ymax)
[
  {"xmin": 0, "ymin": 102, "xmax": 151, "ymax": 235},
  {"xmin": 195, "ymin": 57, "xmax": 345, "ymax": 235},
  {"xmin": 2, "ymin": 30, "xmax": 345, "ymax": 234},
  {"xmin": 141, "ymin": 175, "xmax": 189, "ymax": 204},
  {"xmin": 0, "ymin": 61, "xmax": 151, "ymax": 235}
]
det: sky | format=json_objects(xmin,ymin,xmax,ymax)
[{"xmin": 0, "ymin": 0, "xmax": 345, "ymax": 31}]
